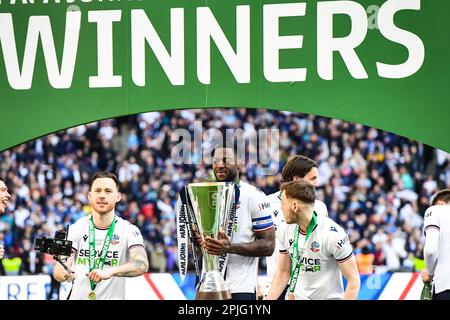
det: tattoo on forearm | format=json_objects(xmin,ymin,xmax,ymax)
[
  {"xmin": 133, "ymin": 258, "xmax": 148, "ymax": 273},
  {"xmin": 115, "ymin": 247, "xmax": 149, "ymax": 277}
]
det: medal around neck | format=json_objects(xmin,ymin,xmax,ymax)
[
  {"xmin": 186, "ymin": 182, "xmax": 234, "ymax": 300},
  {"xmin": 88, "ymin": 291, "xmax": 96, "ymax": 300}
]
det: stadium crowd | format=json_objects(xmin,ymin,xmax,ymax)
[{"xmin": 0, "ymin": 109, "xmax": 449, "ymax": 279}]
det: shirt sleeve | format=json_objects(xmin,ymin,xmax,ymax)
[
  {"xmin": 423, "ymin": 206, "xmax": 440, "ymax": 235},
  {"xmin": 250, "ymin": 189, "xmax": 274, "ymax": 232},
  {"xmin": 424, "ymin": 228, "xmax": 439, "ymax": 275},
  {"xmin": 277, "ymin": 221, "xmax": 289, "ymax": 253},
  {"xmin": 327, "ymin": 225, "xmax": 353, "ymax": 263},
  {"xmin": 127, "ymin": 223, "xmax": 145, "ymax": 250}
]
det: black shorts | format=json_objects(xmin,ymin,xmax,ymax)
[
  {"xmin": 232, "ymin": 292, "xmax": 256, "ymax": 300},
  {"xmin": 433, "ymin": 289, "xmax": 450, "ymax": 300}
]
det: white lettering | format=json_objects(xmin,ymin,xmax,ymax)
[
  {"xmin": 376, "ymin": 0, "xmax": 424, "ymax": 79},
  {"xmin": 263, "ymin": 3, "xmax": 307, "ymax": 82},
  {"xmin": 0, "ymin": 11, "xmax": 81, "ymax": 90},
  {"xmin": 197, "ymin": 6, "xmax": 250, "ymax": 84},
  {"xmin": 317, "ymin": 1, "xmax": 368, "ymax": 80},
  {"xmin": 131, "ymin": 8, "xmax": 184, "ymax": 86},
  {"xmin": 88, "ymin": 10, "xmax": 122, "ymax": 88}
]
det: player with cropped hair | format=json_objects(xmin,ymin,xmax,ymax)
[
  {"xmin": 266, "ymin": 180, "xmax": 360, "ymax": 300},
  {"xmin": 196, "ymin": 145, "xmax": 275, "ymax": 300},
  {"xmin": 262, "ymin": 155, "xmax": 328, "ymax": 299},
  {"xmin": 53, "ymin": 171, "xmax": 148, "ymax": 300},
  {"xmin": 421, "ymin": 189, "xmax": 450, "ymax": 300}
]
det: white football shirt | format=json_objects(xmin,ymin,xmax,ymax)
[
  {"xmin": 278, "ymin": 214, "xmax": 353, "ymax": 300},
  {"xmin": 264, "ymin": 191, "xmax": 328, "ymax": 294},
  {"xmin": 225, "ymin": 181, "xmax": 274, "ymax": 294},
  {"xmin": 423, "ymin": 204, "xmax": 450, "ymax": 294},
  {"xmin": 66, "ymin": 215, "xmax": 144, "ymax": 300}
]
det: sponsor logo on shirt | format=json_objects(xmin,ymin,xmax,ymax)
[
  {"xmin": 310, "ymin": 241, "xmax": 320, "ymax": 253},
  {"xmin": 76, "ymin": 249, "xmax": 120, "ymax": 267},
  {"xmin": 300, "ymin": 257, "xmax": 321, "ymax": 273},
  {"xmin": 258, "ymin": 202, "xmax": 271, "ymax": 211},
  {"xmin": 329, "ymin": 226, "xmax": 337, "ymax": 232},
  {"xmin": 336, "ymin": 235, "xmax": 350, "ymax": 250}
]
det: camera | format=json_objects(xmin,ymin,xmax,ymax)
[{"xmin": 34, "ymin": 226, "xmax": 73, "ymax": 257}]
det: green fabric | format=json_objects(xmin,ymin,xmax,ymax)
[
  {"xmin": 414, "ymin": 257, "xmax": 426, "ymax": 271},
  {"xmin": 2, "ymin": 257, "xmax": 22, "ymax": 273}
]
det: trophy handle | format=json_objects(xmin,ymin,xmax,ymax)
[{"xmin": 183, "ymin": 187, "xmax": 202, "ymax": 280}]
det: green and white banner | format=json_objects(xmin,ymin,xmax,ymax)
[{"xmin": 1, "ymin": 0, "xmax": 449, "ymax": 151}]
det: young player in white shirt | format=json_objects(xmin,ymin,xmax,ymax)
[
  {"xmin": 53, "ymin": 171, "xmax": 148, "ymax": 300},
  {"xmin": 421, "ymin": 189, "xmax": 450, "ymax": 300},
  {"xmin": 266, "ymin": 180, "xmax": 360, "ymax": 300},
  {"xmin": 263, "ymin": 155, "xmax": 328, "ymax": 299}
]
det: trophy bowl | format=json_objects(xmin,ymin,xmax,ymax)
[{"xmin": 186, "ymin": 182, "xmax": 234, "ymax": 300}]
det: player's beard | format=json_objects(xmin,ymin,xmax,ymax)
[
  {"xmin": 284, "ymin": 208, "xmax": 297, "ymax": 225},
  {"xmin": 92, "ymin": 201, "xmax": 115, "ymax": 214},
  {"xmin": 214, "ymin": 167, "xmax": 238, "ymax": 182}
]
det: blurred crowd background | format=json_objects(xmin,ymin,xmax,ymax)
[{"xmin": 0, "ymin": 109, "xmax": 449, "ymax": 281}]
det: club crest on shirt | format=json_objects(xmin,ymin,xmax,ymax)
[
  {"xmin": 110, "ymin": 234, "xmax": 120, "ymax": 245},
  {"xmin": 310, "ymin": 241, "xmax": 320, "ymax": 253}
]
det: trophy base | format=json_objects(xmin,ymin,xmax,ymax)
[
  {"xmin": 196, "ymin": 271, "xmax": 231, "ymax": 300},
  {"xmin": 196, "ymin": 290, "xmax": 232, "ymax": 300}
]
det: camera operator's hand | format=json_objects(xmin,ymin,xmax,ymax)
[
  {"xmin": 57, "ymin": 266, "xmax": 75, "ymax": 282},
  {"xmin": 86, "ymin": 268, "xmax": 114, "ymax": 283},
  {"xmin": 54, "ymin": 256, "xmax": 76, "ymax": 283}
]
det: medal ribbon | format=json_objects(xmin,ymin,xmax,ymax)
[
  {"xmin": 89, "ymin": 216, "xmax": 116, "ymax": 291},
  {"xmin": 289, "ymin": 212, "xmax": 317, "ymax": 294}
]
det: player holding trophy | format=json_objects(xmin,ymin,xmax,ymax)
[{"xmin": 177, "ymin": 145, "xmax": 275, "ymax": 300}]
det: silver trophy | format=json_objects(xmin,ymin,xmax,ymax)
[{"xmin": 186, "ymin": 182, "xmax": 234, "ymax": 300}]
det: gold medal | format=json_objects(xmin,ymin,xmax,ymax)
[
  {"xmin": 88, "ymin": 291, "xmax": 96, "ymax": 300},
  {"xmin": 288, "ymin": 293, "xmax": 295, "ymax": 300}
]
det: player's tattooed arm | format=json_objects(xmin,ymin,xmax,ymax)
[
  {"xmin": 113, "ymin": 245, "xmax": 149, "ymax": 277},
  {"xmin": 130, "ymin": 245, "xmax": 149, "ymax": 274}
]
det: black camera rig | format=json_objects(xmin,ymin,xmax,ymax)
[{"xmin": 34, "ymin": 225, "xmax": 74, "ymax": 273}]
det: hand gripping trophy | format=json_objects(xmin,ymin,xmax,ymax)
[{"xmin": 177, "ymin": 182, "xmax": 235, "ymax": 300}]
